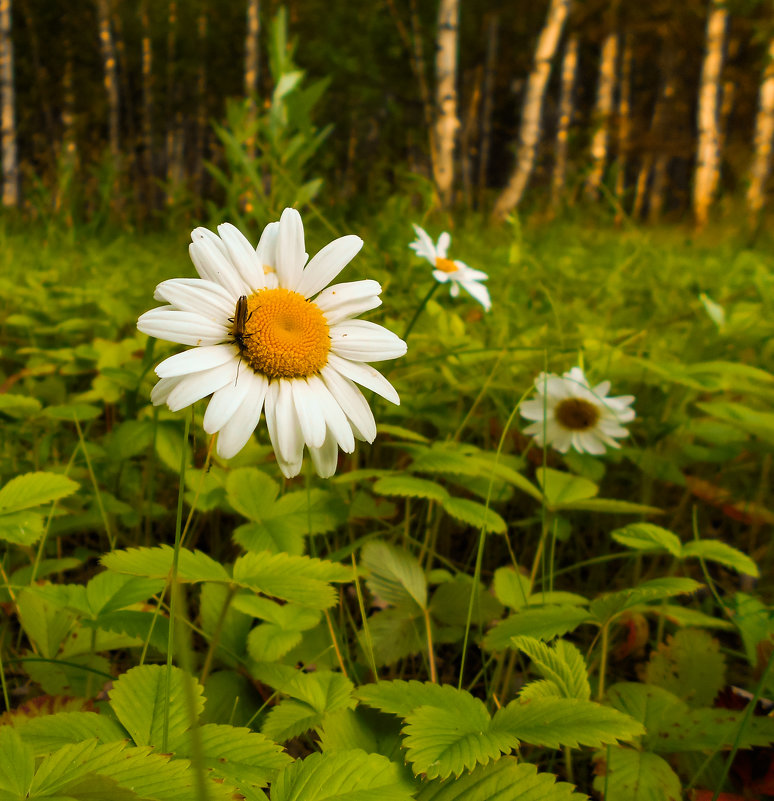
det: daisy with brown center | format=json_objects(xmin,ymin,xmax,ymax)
[
  {"xmin": 137, "ymin": 208, "xmax": 407, "ymax": 478},
  {"xmin": 409, "ymin": 224, "xmax": 492, "ymax": 311},
  {"xmin": 519, "ymin": 367, "xmax": 635, "ymax": 455}
]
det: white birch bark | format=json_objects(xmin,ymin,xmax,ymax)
[
  {"xmin": 693, "ymin": 0, "xmax": 729, "ymax": 228},
  {"xmin": 434, "ymin": 0, "xmax": 461, "ymax": 207},
  {"xmin": 747, "ymin": 38, "xmax": 774, "ymax": 219},
  {"xmin": 585, "ymin": 31, "xmax": 619, "ymax": 198},
  {"xmin": 96, "ymin": 0, "xmax": 120, "ymax": 164},
  {"xmin": 551, "ymin": 34, "xmax": 578, "ymax": 206},
  {"xmin": 0, "ymin": 0, "xmax": 18, "ymax": 207},
  {"xmin": 244, "ymin": 0, "xmax": 259, "ymax": 159},
  {"xmin": 492, "ymin": 0, "xmax": 571, "ymax": 221},
  {"xmin": 615, "ymin": 33, "xmax": 633, "ymax": 210}
]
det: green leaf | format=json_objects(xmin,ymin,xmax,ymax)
[
  {"xmin": 316, "ymin": 707, "xmax": 403, "ymax": 762},
  {"xmin": 108, "ymin": 664, "xmax": 204, "ymax": 751},
  {"xmin": 565, "ymin": 499, "xmax": 662, "ymax": 515},
  {"xmin": 0, "ymin": 510, "xmax": 44, "ymax": 546},
  {"xmin": 403, "ymin": 692, "xmax": 518, "ymax": 779},
  {"xmin": 226, "ymin": 467, "xmax": 280, "ymax": 520},
  {"xmin": 512, "ymin": 637, "xmax": 590, "ymax": 700},
  {"xmin": 0, "ymin": 393, "xmax": 41, "ymax": 417},
  {"xmin": 101, "ymin": 545, "xmax": 230, "ymax": 583},
  {"xmin": 589, "ymin": 578, "xmax": 702, "ymax": 625},
  {"xmin": 606, "ymin": 683, "xmax": 687, "ymax": 747},
  {"xmin": 356, "ymin": 680, "xmax": 465, "ymax": 718},
  {"xmin": 0, "ymin": 472, "xmax": 79, "ymax": 514},
  {"xmin": 429, "ymin": 577, "xmax": 504, "ymax": 627},
  {"xmin": 730, "ymin": 592, "xmax": 773, "ymax": 665},
  {"xmin": 86, "ymin": 572, "xmax": 166, "ymax": 616},
  {"xmin": 696, "ymin": 400, "xmax": 774, "ymax": 445},
  {"xmin": 593, "ymin": 748, "xmax": 681, "ymax": 801},
  {"xmin": 16, "ymin": 587, "xmax": 77, "ymax": 658},
  {"xmin": 16, "ymin": 711, "xmax": 126, "ymax": 754},
  {"xmin": 234, "ymin": 520, "xmax": 306, "ymax": 556},
  {"xmin": 362, "ymin": 541, "xmax": 427, "ymax": 610},
  {"xmin": 536, "ymin": 468, "xmax": 597, "ymax": 507},
  {"xmin": 200, "ymin": 583, "xmax": 252, "ymax": 666},
  {"xmin": 645, "ymin": 629, "xmax": 726, "ymax": 707},
  {"xmin": 492, "ymin": 568, "xmax": 532, "ymax": 610},
  {"xmin": 493, "ymin": 697, "xmax": 645, "ymax": 748},
  {"xmin": 233, "ymin": 551, "xmax": 351, "ymax": 609},
  {"xmin": 652, "ymin": 707, "xmax": 774, "ymax": 752},
  {"xmin": 647, "ymin": 604, "xmax": 734, "ymax": 631},
  {"xmin": 363, "ymin": 605, "xmax": 426, "ymax": 666},
  {"xmin": 271, "ymin": 750, "xmax": 416, "ymax": 801},
  {"xmin": 440, "ymin": 496, "xmax": 507, "ymax": 533},
  {"xmin": 415, "ymin": 757, "xmax": 586, "ymax": 801},
  {"xmin": 611, "ymin": 523, "xmax": 683, "ymax": 557},
  {"xmin": 0, "ymin": 727, "xmax": 34, "ymax": 795},
  {"xmin": 372, "ymin": 475, "xmax": 449, "ymax": 503},
  {"xmin": 483, "ymin": 606, "xmax": 593, "ymax": 650},
  {"xmin": 682, "ymin": 539, "xmax": 759, "ymax": 577}
]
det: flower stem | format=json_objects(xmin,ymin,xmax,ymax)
[
  {"xmin": 597, "ymin": 623, "xmax": 610, "ymax": 702},
  {"xmin": 402, "ymin": 282, "xmax": 439, "ymax": 342}
]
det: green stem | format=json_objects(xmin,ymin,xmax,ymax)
[
  {"xmin": 73, "ymin": 416, "xmax": 115, "ymax": 551},
  {"xmin": 597, "ymin": 623, "xmax": 610, "ymax": 701},
  {"xmin": 402, "ymin": 282, "xmax": 439, "ymax": 342}
]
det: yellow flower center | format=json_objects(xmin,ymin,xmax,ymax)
[
  {"xmin": 435, "ymin": 256, "xmax": 458, "ymax": 274},
  {"xmin": 235, "ymin": 288, "xmax": 330, "ymax": 379},
  {"xmin": 555, "ymin": 398, "xmax": 600, "ymax": 431}
]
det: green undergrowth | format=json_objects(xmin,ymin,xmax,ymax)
[{"xmin": 0, "ymin": 214, "xmax": 772, "ymax": 800}]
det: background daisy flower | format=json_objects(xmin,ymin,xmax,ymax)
[
  {"xmin": 520, "ymin": 367, "xmax": 635, "ymax": 455},
  {"xmin": 409, "ymin": 224, "xmax": 492, "ymax": 311},
  {"xmin": 137, "ymin": 208, "xmax": 407, "ymax": 478}
]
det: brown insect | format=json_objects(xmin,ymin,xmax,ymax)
[{"xmin": 228, "ymin": 295, "xmax": 254, "ymax": 384}]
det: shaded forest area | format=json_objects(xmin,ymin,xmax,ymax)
[{"xmin": 2, "ymin": 0, "xmax": 774, "ymax": 229}]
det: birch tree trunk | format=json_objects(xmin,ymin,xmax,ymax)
[
  {"xmin": 244, "ymin": 0, "xmax": 259, "ymax": 160},
  {"xmin": 460, "ymin": 66, "xmax": 482, "ymax": 208},
  {"xmin": 0, "ymin": 0, "xmax": 18, "ymax": 207},
  {"xmin": 492, "ymin": 0, "xmax": 571, "ymax": 221},
  {"xmin": 585, "ymin": 31, "xmax": 619, "ymax": 199},
  {"xmin": 551, "ymin": 34, "xmax": 578, "ymax": 207},
  {"xmin": 477, "ymin": 13, "xmax": 498, "ymax": 207},
  {"xmin": 96, "ymin": 0, "xmax": 120, "ymax": 166},
  {"xmin": 693, "ymin": 0, "xmax": 728, "ymax": 228},
  {"xmin": 747, "ymin": 37, "xmax": 774, "ymax": 221},
  {"xmin": 615, "ymin": 33, "xmax": 633, "ymax": 213},
  {"xmin": 433, "ymin": 0, "xmax": 461, "ymax": 207}
]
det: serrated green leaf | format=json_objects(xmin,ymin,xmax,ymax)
[
  {"xmin": 16, "ymin": 711, "xmax": 126, "ymax": 754},
  {"xmin": 536, "ymin": 468, "xmax": 598, "ymax": 507},
  {"xmin": 606, "ymin": 683, "xmax": 689, "ymax": 745},
  {"xmin": 589, "ymin": 578, "xmax": 702, "ymax": 625},
  {"xmin": 493, "ymin": 697, "xmax": 645, "ymax": 748},
  {"xmin": 0, "ymin": 510, "xmax": 44, "ymax": 546},
  {"xmin": 234, "ymin": 520, "xmax": 306, "ymax": 556},
  {"xmin": 108, "ymin": 664, "xmax": 204, "ymax": 751},
  {"xmin": 696, "ymin": 400, "xmax": 774, "ymax": 445},
  {"xmin": 611, "ymin": 523, "xmax": 683, "ymax": 557},
  {"xmin": 200, "ymin": 583, "xmax": 252, "ymax": 666},
  {"xmin": 512, "ymin": 637, "xmax": 590, "ymax": 700},
  {"xmin": 101, "ymin": 545, "xmax": 229, "ymax": 582},
  {"xmin": 652, "ymin": 707, "xmax": 774, "ymax": 752},
  {"xmin": 730, "ymin": 592, "xmax": 773, "ymax": 665},
  {"xmin": 316, "ymin": 707, "xmax": 403, "ymax": 762},
  {"xmin": 377, "ymin": 424, "xmax": 430, "ymax": 443},
  {"xmin": 86, "ymin": 572, "xmax": 166, "ymax": 616},
  {"xmin": 362, "ymin": 541, "xmax": 427, "ymax": 610},
  {"xmin": 372, "ymin": 475, "xmax": 449, "ymax": 503},
  {"xmin": 0, "ymin": 727, "xmax": 34, "ymax": 795},
  {"xmin": 415, "ymin": 757, "xmax": 587, "ymax": 801},
  {"xmin": 363, "ymin": 604, "xmax": 426, "ymax": 666},
  {"xmin": 16, "ymin": 587, "xmax": 77, "ymax": 658},
  {"xmin": 0, "ymin": 472, "xmax": 79, "ymax": 514},
  {"xmin": 493, "ymin": 568, "xmax": 531, "ymax": 610},
  {"xmin": 647, "ymin": 604, "xmax": 734, "ymax": 630},
  {"xmin": 272, "ymin": 749, "xmax": 416, "ymax": 801},
  {"xmin": 645, "ymin": 629, "xmax": 726, "ymax": 707},
  {"xmin": 429, "ymin": 577, "xmax": 504, "ymax": 627},
  {"xmin": 226, "ymin": 467, "xmax": 280, "ymax": 520},
  {"xmin": 440, "ymin": 495, "xmax": 507, "ymax": 533},
  {"xmin": 356, "ymin": 680, "xmax": 465, "ymax": 718},
  {"xmin": 682, "ymin": 539, "xmax": 759, "ymax": 577},
  {"xmin": 593, "ymin": 748, "xmax": 681, "ymax": 801},
  {"xmin": 248, "ymin": 623, "xmax": 304, "ymax": 662},
  {"xmin": 0, "ymin": 393, "xmax": 42, "ymax": 417},
  {"xmin": 483, "ymin": 606, "xmax": 593, "ymax": 651}
]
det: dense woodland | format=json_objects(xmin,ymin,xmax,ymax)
[{"xmin": 0, "ymin": 0, "xmax": 773, "ymax": 229}]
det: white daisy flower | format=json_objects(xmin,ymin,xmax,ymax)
[
  {"xmin": 519, "ymin": 367, "xmax": 635, "ymax": 455},
  {"xmin": 409, "ymin": 224, "xmax": 491, "ymax": 311},
  {"xmin": 137, "ymin": 208, "xmax": 407, "ymax": 478}
]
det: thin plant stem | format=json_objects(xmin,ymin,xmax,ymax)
[
  {"xmin": 352, "ymin": 553, "xmax": 379, "ymax": 682},
  {"xmin": 162, "ymin": 415, "xmax": 190, "ymax": 754},
  {"xmin": 73, "ymin": 416, "xmax": 115, "ymax": 550},
  {"xmin": 423, "ymin": 607, "xmax": 437, "ymax": 683},
  {"xmin": 402, "ymin": 282, "xmax": 439, "ymax": 342},
  {"xmin": 324, "ymin": 608, "xmax": 348, "ymax": 678},
  {"xmin": 180, "ymin": 434, "xmax": 216, "ymax": 548},
  {"xmin": 199, "ymin": 585, "xmax": 236, "ymax": 685},
  {"xmin": 597, "ymin": 623, "xmax": 610, "ymax": 701},
  {"xmin": 564, "ymin": 745, "xmax": 574, "ymax": 783},
  {"xmin": 0, "ymin": 625, "xmax": 10, "ymax": 713}
]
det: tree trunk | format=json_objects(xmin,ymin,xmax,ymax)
[
  {"xmin": 585, "ymin": 31, "xmax": 619, "ymax": 199},
  {"xmin": 0, "ymin": 0, "xmax": 18, "ymax": 207},
  {"xmin": 140, "ymin": 0, "xmax": 155, "ymax": 209},
  {"xmin": 551, "ymin": 33, "xmax": 579, "ymax": 207},
  {"xmin": 614, "ymin": 32, "xmax": 633, "ymax": 215},
  {"xmin": 492, "ymin": 0, "xmax": 571, "ymax": 221},
  {"xmin": 244, "ymin": 0, "xmax": 259, "ymax": 160},
  {"xmin": 477, "ymin": 13, "xmax": 498, "ymax": 208},
  {"xmin": 693, "ymin": 0, "xmax": 728, "ymax": 229},
  {"xmin": 96, "ymin": 0, "xmax": 120, "ymax": 166},
  {"xmin": 165, "ymin": 0, "xmax": 178, "ymax": 200},
  {"xmin": 409, "ymin": 0, "xmax": 438, "ymax": 181},
  {"xmin": 747, "ymin": 37, "xmax": 774, "ymax": 221},
  {"xmin": 433, "ymin": 0, "xmax": 461, "ymax": 207},
  {"xmin": 460, "ymin": 65, "xmax": 482, "ymax": 208},
  {"xmin": 195, "ymin": 1, "xmax": 208, "ymax": 205}
]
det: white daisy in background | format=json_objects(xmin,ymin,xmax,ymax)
[
  {"xmin": 519, "ymin": 367, "xmax": 635, "ymax": 455},
  {"xmin": 409, "ymin": 224, "xmax": 492, "ymax": 311},
  {"xmin": 137, "ymin": 208, "xmax": 407, "ymax": 478}
]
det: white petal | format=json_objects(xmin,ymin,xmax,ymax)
[
  {"xmin": 461, "ymin": 279, "xmax": 492, "ymax": 311},
  {"xmin": 520, "ymin": 398, "xmax": 554, "ymax": 422},
  {"xmin": 309, "ymin": 430, "xmax": 340, "ymax": 478},
  {"xmin": 256, "ymin": 221, "xmax": 280, "ymax": 266},
  {"xmin": 165, "ymin": 361, "xmax": 239, "ymax": 411},
  {"xmin": 326, "ymin": 353, "xmax": 399, "ymax": 404},
  {"xmin": 138, "ymin": 308, "xmax": 229, "ymax": 346},
  {"xmin": 579, "ymin": 432, "xmax": 607, "ymax": 455},
  {"xmin": 191, "ymin": 226, "xmax": 229, "ymax": 259},
  {"xmin": 316, "ymin": 280, "xmax": 382, "ymax": 325},
  {"xmin": 156, "ymin": 345, "xmax": 237, "ymax": 378},
  {"xmin": 153, "ymin": 278, "xmax": 236, "ymax": 321},
  {"xmin": 449, "ymin": 283, "xmax": 460, "ymax": 297},
  {"xmin": 563, "ymin": 368, "xmax": 590, "ymax": 391},
  {"xmin": 522, "ymin": 421, "xmax": 545, "ymax": 437},
  {"xmin": 295, "ymin": 235, "xmax": 364, "ymax": 299},
  {"xmin": 150, "ymin": 376, "xmax": 184, "ymax": 406},
  {"xmin": 432, "ymin": 270, "xmax": 453, "ymax": 284},
  {"xmin": 275, "ymin": 379, "xmax": 305, "ymax": 465},
  {"xmin": 306, "ymin": 375, "xmax": 355, "ymax": 453},
  {"xmin": 275, "ymin": 208, "xmax": 306, "ymax": 290},
  {"xmin": 189, "ymin": 235, "xmax": 249, "ymax": 299},
  {"xmin": 291, "ymin": 378, "xmax": 327, "ymax": 449},
  {"xmin": 598, "ymin": 419, "xmax": 630, "ymax": 438},
  {"xmin": 592, "ymin": 380, "xmax": 611, "ymax": 399},
  {"xmin": 459, "ymin": 266, "xmax": 489, "ymax": 281},
  {"xmin": 321, "ymin": 366, "xmax": 376, "ymax": 443},
  {"xmin": 216, "ymin": 371, "xmax": 268, "ymax": 458},
  {"xmin": 330, "ymin": 320, "xmax": 407, "ymax": 362},
  {"xmin": 436, "ymin": 231, "xmax": 451, "ymax": 259},
  {"xmin": 552, "ymin": 431, "xmax": 572, "ymax": 453},
  {"xmin": 218, "ymin": 223, "xmax": 265, "ymax": 290},
  {"xmin": 409, "ymin": 224, "xmax": 437, "ymax": 264},
  {"xmin": 203, "ymin": 371, "xmax": 252, "ymax": 434}
]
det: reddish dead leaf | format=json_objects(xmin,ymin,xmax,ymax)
[
  {"xmin": 684, "ymin": 476, "xmax": 774, "ymax": 526},
  {"xmin": 613, "ymin": 612, "xmax": 649, "ymax": 660},
  {"xmin": 690, "ymin": 792, "xmax": 755, "ymax": 801}
]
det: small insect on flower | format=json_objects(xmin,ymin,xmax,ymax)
[
  {"xmin": 137, "ymin": 209, "xmax": 407, "ymax": 478},
  {"xmin": 520, "ymin": 367, "xmax": 635, "ymax": 455},
  {"xmin": 409, "ymin": 224, "xmax": 492, "ymax": 311}
]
